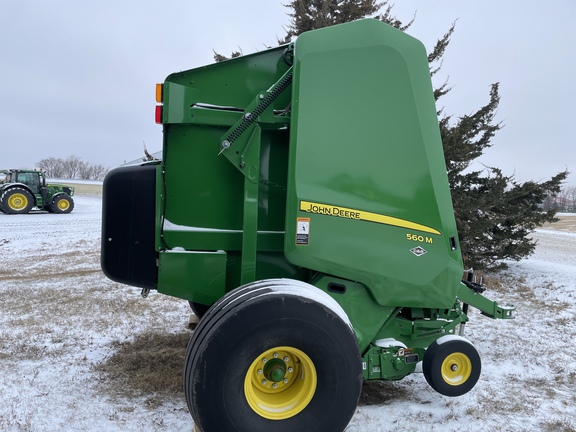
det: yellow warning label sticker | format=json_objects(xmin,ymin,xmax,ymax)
[
  {"xmin": 296, "ymin": 217, "xmax": 310, "ymax": 245},
  {"xmin": 299, "ymin": 200, "xmax": 441, "ymax": 235}
]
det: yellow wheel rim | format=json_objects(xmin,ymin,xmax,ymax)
[
  {"xmin": 8, "ymin": 193, "xmax": 28, "ymax": 210},
  {"xmin": 244, "ymin": 346, "xmax": 317, "ymax": 420},
  {"xmin": 57, "ymin": 199, "xmax": 70, "ymax": 211},
  {"xmin": 441, "ymin": 352, "xmax": 472, "ymax": 386}
]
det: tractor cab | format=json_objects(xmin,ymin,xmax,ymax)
[{"xmin": 14, "ymin": 171, "xmax": 44, "ymax": 193}]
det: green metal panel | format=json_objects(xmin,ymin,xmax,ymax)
[
  {"xmin": 362, "ymin": 344, "xmax": 422, "ymax": 381},
  {"xmin": 161, "ymin": 46, "xmax": 291, "ymax": 125},
  {"xmin": 157, "ymin": 250, "xmax": 227, "ymax": 304},
  {"xmin": 284, "ymin": 19, "xmax": 463, "ymax": 308},
  {"xmin": 160, "ymin": 48, "xmax": 291, "ymax": 233},
  {"xmin": 311, "ymin": 274, "xmax": 396, "ymax": 352},
  {"xmin": 159, "ymin": 124, "xmax": 290, "ymax": 248},
  {"xmin": 156, "ymin": 47, "xmax": 296, "ymax": 296}
]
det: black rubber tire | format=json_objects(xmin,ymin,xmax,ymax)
[
  {"xmin": 50, "ymin": 195, "xmax": 74, "ymax": 214},
  {"xmin": 184, "ymin": 280, "xmax": 362, "ymax": 432},
  {"xmin": 187, "ymin": 301, "xmax": 211, "ymax": 319},
  {"xmin": 0, "ymin": 187, "xmax": 34, "ymax": 214},
  {"xmin": 423, "ymin": 336, "xmax": 481, "ymax": 397},
  {"xmin": 187, "ymin": 279, "xmax": 293, "ymax": 347}
]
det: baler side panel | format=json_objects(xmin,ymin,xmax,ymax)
[
  {"xmin": 155, "ymin": 47, "xmax": 299, "ymax": 301},
  {"xmin": 285, "ymin": 20, "xmax": 463, "ymax": 308}
]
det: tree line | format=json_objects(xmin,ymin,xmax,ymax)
[
  {"xmin": 36, "ymin": 155, "xmax": 109, "ymax": 180},
  {"xmin": 545, "ymin": 185, "xmax": 576, "ymax": 212}
]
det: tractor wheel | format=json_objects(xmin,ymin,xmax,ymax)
[
  {"xmin": 0, "ymin": 187, "xmax": 34, "ymax": 214},
  {"xmin": 184, "ymin": 279, "xmax": 362, "ymax": 432},
  {"xmin": 187, "ymin": 301, "xmax": 210, "ymax": 319},
  {"xmin": 423, "ymin": 335, "xmax": 481, "ymax": 397},
  {"xmin": 51, "ymin": 195, "xmax": 74, "ymax": 214}
]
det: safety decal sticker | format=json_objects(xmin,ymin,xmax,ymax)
[{"xmin": 296, "ymin": 217, "xmax": 310, "ymax": 246}]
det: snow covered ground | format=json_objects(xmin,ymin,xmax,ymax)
[{"xmin": 0, "ymin": 195, "xmax": 574, "ymax": 431}]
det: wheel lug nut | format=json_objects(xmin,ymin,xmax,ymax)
[
  {"xmin": 262, "ymin": 358, "xmax": 267, "ymax": 363},
  {"xmin": 272, "ymin": 383, "xmax": 277, "ymax": 389},
  {"xmin": 257, "ymin": 369, "xmax": 262, "ymax": 375},
  {"xmin": 283, "ymin": 356, "xmax": 289, "ymax": 362},
  {"xmin": 283, "ymin": 378, "xmax": 288, "ymax": 383},
  {"xmin": 288, "ymin": 367, "xmax": 293, "ymax": 373},
  {"xmin": 273, "ymin": 352, "xmax": 278, "ymax": 358},
  {"xmin": 261, "ymin": 379, "xmax": 267, "ymax": 385}
]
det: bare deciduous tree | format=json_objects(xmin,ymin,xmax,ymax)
[
  {"xmin": 37, "ymin": 157, "xmax": 65, "ymax": 178},
  {"xmin": 557, "ymin": 185, "xmax": 576, "ymax": 212},
  {"xmin": 36, "ymin": 155, "xmax": 109, "ymax": 180},
  {"xmin": 78, "ymin": 161, "xmax": 94, "ymax": 180},
  {"xmin": 90, "ymin": 164, "xmax": 108, "ymax": 180},
  {"xmin": 62, "ymin": 155, "xmax": 83, "ymax": 179},
  {"xmin": 569, "ymin": 186, "xmax": 576, "ymax": 212}
]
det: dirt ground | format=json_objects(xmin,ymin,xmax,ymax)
[{"xmin": 539, "ymin": 214, "xmax": 576, "ymax": 233}]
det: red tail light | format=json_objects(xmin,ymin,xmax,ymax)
[{"xmin": 155, "ymin": 105, "xmax": 163, "ymax": 124}]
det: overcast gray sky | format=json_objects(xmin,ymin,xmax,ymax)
[{"xmin": 1, "ymin": 1, "xmax": 574, "ymax": 186}]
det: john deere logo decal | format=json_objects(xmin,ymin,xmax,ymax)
[{"xmin": 300, "ymin": 200, "xmax": 441, "ymax": 235}]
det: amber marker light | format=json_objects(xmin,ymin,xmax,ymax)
[{"xmin": 155, "ymin": 83, "xmax": 163, "ymax": 103}]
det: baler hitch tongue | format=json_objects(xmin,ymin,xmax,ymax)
[
  {"xmin": 458, "ymin": 276, "xmax": 516, "ymax": 320},
  {"xmin": 468, "ymin": 292, "xmax": 516, "ymax": 320},
  {"xmin": 474, "ymin": 299, "xmax": 516, "ymax": 320},
  {"xmin": 495, "ymin": 304, "xmax": 516, "ymax": 319}
]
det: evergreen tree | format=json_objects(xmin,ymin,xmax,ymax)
[
  {"xmin": 280, "ymin": 0, "xmax": 567, "ymax": 269},
  {"xmin": 279, "ymin": 0, "xmax": 383, "ymax": 43},
  {"xmin": 440, "ymin": 83, "xmax": 567, "ymax": 268}
]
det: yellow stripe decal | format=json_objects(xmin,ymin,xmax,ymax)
[{"xmin": 299, "ymin": 200, "xmax": 441, "ymax": 235}]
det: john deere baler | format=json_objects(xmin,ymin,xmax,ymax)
[{"xmin": 102, "ymin": 19, "xmax": 514, "ymax": 432}]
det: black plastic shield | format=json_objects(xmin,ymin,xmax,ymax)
[{"xmin": 101, "ymin": 164, "xmax": 158, "ymax": 289}]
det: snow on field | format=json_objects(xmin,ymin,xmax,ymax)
[{"xmin": 0, "ymin": 195, "xmax": 574, "ymax": 431}]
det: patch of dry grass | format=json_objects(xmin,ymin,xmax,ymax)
[
  {"xmin": 94, "ymin": 331, "xmax": 191, "ymax": 409},
  {"xmin": 540, "ymin": 215, "xmax": 576, "ymax": 233},
  {"xmin": 358, "ymin": 380, "xmax": 414, "ymax": 406},
  {"xmin": 538, "ymin": 418, "xmax": 576, "ymax": 432},
  {"xmin": 479, "ymin": 271, "xmax": 572, "ymax": 312}
]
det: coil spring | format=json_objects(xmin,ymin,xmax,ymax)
[{"xmin": 225, "ymin": 71, "xmax": 293, "ymax": 144}]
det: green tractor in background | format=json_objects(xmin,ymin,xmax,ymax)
[{"xmin": 0, "ymin": 169, "xmax": 75, "ymax": 214}]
